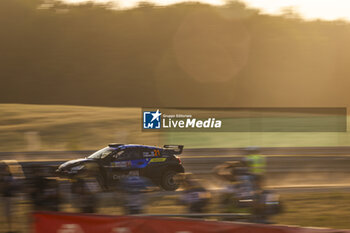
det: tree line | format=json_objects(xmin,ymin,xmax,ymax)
[{"xmin": 1, "ymin": 0, "xmax": 350, "ymax": 108}]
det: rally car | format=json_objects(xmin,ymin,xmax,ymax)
[{"xmin": 56, "ymin": 144, "xmax": 185, "ymax": 191}]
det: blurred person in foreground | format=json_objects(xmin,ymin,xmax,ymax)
[
  {"xmin": 0, "ymin": 163, "xmax": 17, "ymax": 233},
  {"xmin": 29, "ymin": 166, "xmax": 61, "ymax": 212},
  {"xmin": 119, "ymin": 176, "xmax": 155, "ymax": 215},
  {"xmin": 243, "ymin": 147, "xmax": 266, "ymax": 189},
  {"xmin": 176, "ymin": 173, "xmax": 211, "ymax": 215},
  {"xmin": 214, "ymin": 161, "xmax": 255, "ymax": 213},
  {"xmin": 71, "ymin": 177, "xmax": 99, "ymax": 213},
  {"xmin": 214, "ymin": 159, "xmax": 281, "ymax": 223},
  {"xmin": 29, "ymin": 166, "xmax": 49, "ymax": 211},
  {"xmin": 42, "ymin": 178, "xmax": 61, "ymax": 211}
]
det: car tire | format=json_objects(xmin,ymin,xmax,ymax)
[{"xmin": 161, "ymin": 170, "xmax": 179, "ymax": 191}]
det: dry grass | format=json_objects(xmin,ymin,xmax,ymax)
[
  {"xmin": 2, "ymin": 103, "xmax": 350, "ymax": 151},
  {"xmin": 271, "ymin": 192, "xmax": 350, "ymax": 229},
  {"xmin": 0, "ymin": 104, "xmax": 161, "ymax": 151}
]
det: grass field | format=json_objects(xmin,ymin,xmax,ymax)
[
  {"xmin": 271, "ymin": 192, "xmax": 350, "ymax": 229},
  {"xmin": 1, "ymin": 104, "xmax": 350, "ymax": 151},
  {"xmin": 0, "ymin": 104, "xmax": 160, "ymax": 151}
]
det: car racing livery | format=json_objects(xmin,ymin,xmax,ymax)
[{"xmin": 56, "ymin": 144, "xmax": 185, "ymax": 191}]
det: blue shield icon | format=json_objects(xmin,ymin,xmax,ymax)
[{"xmin": 143, "ymin": 110, "xmax": 161, "ymax": 129}]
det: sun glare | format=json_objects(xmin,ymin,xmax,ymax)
[{"xmin": 244, "ymin": 0, "xmax": 350, "ymax": 20}]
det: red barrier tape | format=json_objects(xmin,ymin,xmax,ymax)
[{"xmin": 33, "ymin": 212, "xmax": 349, "ymax": 233}]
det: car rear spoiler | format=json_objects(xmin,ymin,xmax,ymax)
[{"xmin": 163, "ymin": 145, "xmax": 184, "ymax": 155}]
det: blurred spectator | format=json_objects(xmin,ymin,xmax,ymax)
[
  {"xmin": 120, "ymin": 176, "xmax": 154, "ymax": 215},
  {"xmin": 0, "ymin": 164, "xmax": 17, "ymax": 233},
  {"xmin": 250, "ymin": 190, "xmax": 282, "ymax": 224},
  {"xmin": 177, "ymin": 173, "xmax": 211, "ymax": 214},
  {"xmin": 214, "ymin": 158, "xmax": 281, "ymax": 223},
  {"xmin": 213, "ymin": 161, "xmax": 243, "ymax": 182},
  {"xmin": 243, "ymin": 147, "xmax": 266, "ymax": 189},
  {"xmin": 216, "ymin": 163, "xmax": 256, "ymax": 213},
  {"xmin": 29, "ymin": 166, "xmax": 49, "ymax": 211},
  {"xmin": 28, "ymin": 166, "xmax": 60, "ymax": 212},
  {"xmin": 41, "ymin": 178, "xmax": 61, "ymax": 211},
  {"xmin": 71, "ymin": 178, "xmax": 99, "ymax": 213}
]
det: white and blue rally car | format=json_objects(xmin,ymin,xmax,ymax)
[{"xmin": 56, "ymin": 144, "xmax": 185, "ymax": 191}]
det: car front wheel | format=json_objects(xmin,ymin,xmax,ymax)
[{"xmin": 161, "ymin": 170, "xmax": 179, "ymax": 191}]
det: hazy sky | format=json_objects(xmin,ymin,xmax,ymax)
[
  {"xmin": 63, "ymin": 0, "xmax": 350, "ymax": 21},
  {"xmin": 245, "ymin": 0, "xmax": 350, "ymax": 20}
]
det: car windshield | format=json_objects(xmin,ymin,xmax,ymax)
[{"xmin": 88, "ymin": 147, "xmax": 114, "ymax": 159}]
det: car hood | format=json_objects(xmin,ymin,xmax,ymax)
[{"xmin": 58, "ymin": 158, "xmax": 93, "ymax": 170}]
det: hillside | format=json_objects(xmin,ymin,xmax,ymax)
[
  {"xmin": 1, "ymin": 104, "xmax": 350, "ymax": 152},
  {"xmin": 0, "ymin": 104, "xmax": 161, "ymax": 151}
]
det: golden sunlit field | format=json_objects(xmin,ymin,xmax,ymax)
[
  {"xmin": 0, "ymin": 104, "xmax": 160, "ymax": 151},
  {"xmin": 271, "ymin": 192, "xmax": 350, "ymax": 229},
  {"xmin": 1, "ymin": 104, "xmax": 350, "ymax": 151}
]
